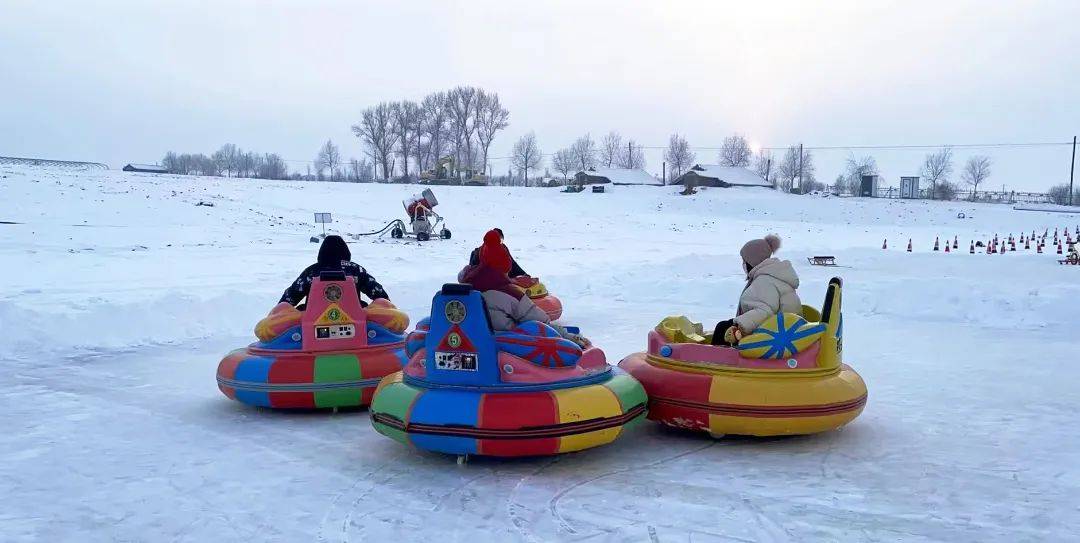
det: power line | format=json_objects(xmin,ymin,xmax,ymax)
[
  {"xmin": 637, "ymin": 141, "xmax": 1075, "ymax": 152},
  {"xmin": 762, "ymin": 141, "xmax": 1074, "ymax": 151},
  {"xmin": 279, "ymin": 140, "xmax": 1076, "ymax": 164}
]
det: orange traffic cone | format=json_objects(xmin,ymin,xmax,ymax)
[
  {"xmin": 987, "ymin": 241, "xmax": 993, "ymax": 254},
  {"xmin": 1058, "ymin": 243, "xmax": 1063, "ymax": 255},
  {"xmin": 933, "ymin": 237, "xmax": 940, "ymax": 251},
  {"xmin": 953, "ymin": 236, "xmax": 958, "ymax": 250},
  {"xmin": 1037, "ymin": 243, "xmax": 1043, "ymax": 254},
  {"xmin": 907, "ymin": 239, "xmax": 912, "ymax": 252},
  {"xmin": 1025, "ymin": 237, "xmax": 1030, "ymax": 250},
  {"xmin": 945, "ymin": 243, "xmax": 950, "ymax": 253},
  {"xmin": 969, "ymin": 241, "xmax": 975, "ymax": 254},
  {"xmin": 882, "ymin": 239, "xmax": 887, "ymax": 250}
]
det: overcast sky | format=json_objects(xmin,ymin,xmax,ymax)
[{"xmin": 2, "ymin": 0, "xmax": 1079, "ymax": 190}]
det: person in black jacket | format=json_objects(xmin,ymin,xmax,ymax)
[
  {"xmin": 280, "ymin": 235, "xmax": 388, "ymax": 308},
  {"xmin": 467, "ymin": 228, "xmax": 528, "ymax": 277}
]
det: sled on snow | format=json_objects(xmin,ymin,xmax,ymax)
[{"xmin": 807, "ymin": 256, "xmax": 837, "ymax": 266}]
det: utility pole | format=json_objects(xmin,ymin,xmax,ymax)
[
  {"xmin": 628, "ymin": 141, "xmax": 633, "ymax": 168},
  {"xmin": 662, "ymin": 161, "xmax": 667, "ymax": 185},
  {"xmin": 1070, "ymin": 135, "xmax": 1076, "ymax": 206},
  {"xmin": 796, "ymin": 143, "xmax": 804, "ymax": 194}
]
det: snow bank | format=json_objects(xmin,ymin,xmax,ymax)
[
  {"xmin": 1, "ymin": 291, "xmax": 267, "ymax": 356},
  {"xmin": 1014, "ymin": 202, "xmax": 1080, "ymax": 214}
]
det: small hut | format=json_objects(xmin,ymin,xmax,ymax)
[
  {"xmin": 122, "ymin": 163, "xmax": 169, "ymax": 173},
  {"xmin": 670, "ymin": 165, "xmax": 770, "ymax": 188},
  {"xmin": 573, "ymin": 167, "xmax": 660, "ymax": 186}
]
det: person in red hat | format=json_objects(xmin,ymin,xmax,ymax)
[
  {"xmin": 460, "ymin": 230, "xmax": 586, "ymax": 345},
  {"xmin": 460, "ymin": 230, "xmax": 547, "ymax": 329},
  {"xmin": 465, "ymin": 227, "xmax": 528, "ymax": 278}
]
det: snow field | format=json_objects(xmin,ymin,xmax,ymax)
[{"xmin": 1, "ymin": 166, "xmax": 1078, "ymax": 541}]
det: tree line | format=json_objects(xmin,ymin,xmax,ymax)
[
  {"xmin": 352, "ymin": 86, "xmax": 509, "ymax": 181},
  {"xmin": 158, "ymin": 91, "xmax": 1074, "ymax": 202},
  {"xmin": 161, "ymin": 144, "xmax": 289, "ymax": 180},
  {"xmin": 508, "ymin": 131, "xmax": 817, "ymax": 189}
]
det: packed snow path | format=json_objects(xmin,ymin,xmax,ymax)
[{"xmin": 2, "ymin": 167, "xmax": 1078, "ymax": 541}]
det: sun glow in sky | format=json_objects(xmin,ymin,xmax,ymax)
[{"xmin": 1, "ymin": 0, "xmax": 1078, "ymax": 189}]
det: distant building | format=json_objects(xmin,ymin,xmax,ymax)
[
  {"xmin": 670, "ymin": 165, "xmax": 771, "ymax": 188},
  {"xmin": 860, "ymin": 174, "xmax": 881, "ymax": 197},
  {"xmin": 573, "ymin": 167, "xmax": 660, "ymax": 186},
  {"xmin": 123, "ymin": 163, "xmax": 168, "ymax": 173},
  {"xmin": 900, "ymin": 176, "xmax": 920, "ymax": 199}
]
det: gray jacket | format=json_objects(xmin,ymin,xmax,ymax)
[{"xmin": 481, "ymin": 289, "xmax": 550, "ymax": 331}]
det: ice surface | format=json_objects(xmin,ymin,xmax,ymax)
[{"xmin": 1, "ymin": 166, "xmax": 1078, "ymax": 541}]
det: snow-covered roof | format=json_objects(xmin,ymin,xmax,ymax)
[
  {"xmin": 124, "ymin": 163, "xmax": 168, "ymax": 172},
  {"xmin": 686, "ymin": 165, "xmax": 770, "ymax": 187},
  {"xmin": 575, "ymin": 167, "xmax": 660, "ymax": 185}
]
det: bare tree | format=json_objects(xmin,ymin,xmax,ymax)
[
  {"xmin": 408, "ymin": 103, "xmax": 428, "ymax": 175},
  {"xmin": 616, "ymin": 139, "xmax": 646, "ymax": 169},
  {"xmin": 552, "ymin": 148, "xmax": 575, "ymax": 179},
  {"xmin": 599, "ymin": 132, "xmax": 622, "ymax": 168},
  {"xmin": 753, "ymin": 150, "xmax": 775, "ymax": 186},
  {"xmin": 568, "ymin": 134, "xmax": 597, "ymax": 172},
  {"xmin": 921, "ymin": 147, "xmax": 954, "ymax": 200},
  {"xmin": 261, "ymin": 153, "xmax": 287, "ymax": 179},
  {"xmin": 843, "ymin": 154, "xmax": 878, "ymax": 194},
  {"xmin": 776, "ymin": 145, "xmax": 815, "ymax": 193},
  {"xmin": 247, "ymin": 152, "xmax": 263, "ymax": 178},
  {"xmin": 961, "ymin": 155, "xmax": 992, "ymax": 198},
  {"xmin": 718, "ymin": 134, "xmax": 752, "ymax": 167},
  {"xmin": 663, "ymin": 133, "xmax": 695, "ymax": 182},
  {"xmin": 448, "ymin": 86, "xmax": 479, "ymax": 176},
  {"xmin": 212, "ymin": 143, "xmax": 239, "ymax": 177},
  {"xmin": 352, "ymin": 102, "xmax": 399, "ymax": 180},
  {"xmin": 511, "ymin": 132, "xmax": 543, "ymax": 184},
  {"xmin": 832, "ymin": 174, "xmax": 846, "ymax": 195},
  {"xmin": 474, "ymin": 90, "xmax": 510, "ymax": 176},
  {"xmin": 1047, "ymin": 184, "xmax": 1080, "ymax": 206},
  {"xmin": 316, "ymin": 139, "xmax": 342, "ymax": 180},
  {"xmin": 798, "ymin": 148, "xmax": 816, "ymax": 191},
  {"xmin": 387, "ymin": 101, "xmax": 420, "ymax": 179},
  {"xmin": 161, "ymin": 152, "xmax": 179, "ymax": 174},
  {"xmin": 348, "ymin": 157, "xmax": 374, "ymax": 182},
  {"xmin": 420, "ymin": 91, "xmax": 451, "ymax": 172}
]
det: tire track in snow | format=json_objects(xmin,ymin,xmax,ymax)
[
  {"xmin": 506, "ymin": 458, "xmax": 560, "ymax": 543},
  {"xmin": 316, "ymin": 456, "xmax": 399, "ymax": 543},
  {"xmin": 331, "ymin": 459, "xmax": 494, "ymax": 542},
  {"xmin": 505, "ymin": 442, "xmax": 716, "ymax": 541},
  {"xmin": 547, "ymin": 442, "xmax": 717, "ymax": 536}
]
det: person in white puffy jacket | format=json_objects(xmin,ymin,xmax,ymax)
[{"xmin": 713, "ymin": 234, "xmax": 803, "ymax": 346}]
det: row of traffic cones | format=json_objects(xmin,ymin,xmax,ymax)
[
  {"xmin": 883, "ymin": 233, "xmax": 1075, "ymax": 255},
  {"xmin": 881, "ymin": 224, "xmax": 1080, "ymax": 255}
]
